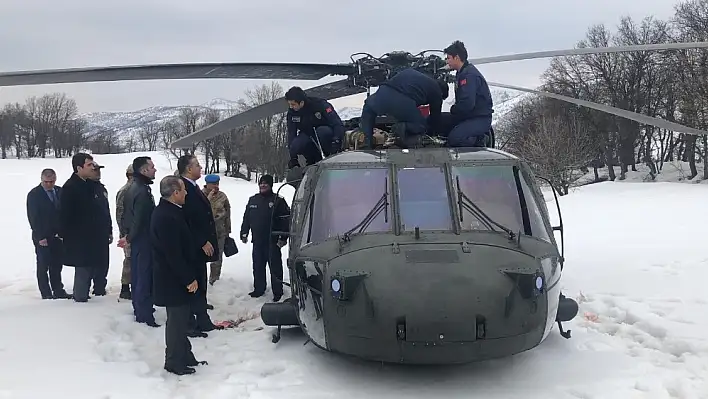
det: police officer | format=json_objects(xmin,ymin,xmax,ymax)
[
  {"xmin": 239, "ymin": 174, "xmax": 290, "ymax": 302},
  {"xmin": 442, "ymin": 40, "xmax": 495, "ymax": 147},
  {"xmin": 285, "ymin": 86, "xmax": 345, "ymax": 168},
  {"xmin": 360, "ymin": 68, "xmax": 449, "ymax": 148}
]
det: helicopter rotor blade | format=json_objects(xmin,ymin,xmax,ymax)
[
  {"xmin": 488, "ymin": 81, "xmax": 708, "ymax": 136},
  {"xmin": 470, "ymin": 42, "xmax": 708, "ymax": 65},
  {"xmin": 0, "ymin": 62, "xmax": 353, "ymax": 87},
  {"xmin": 170, "ymin": 78, "xmax": 365, "ymax": 149}
]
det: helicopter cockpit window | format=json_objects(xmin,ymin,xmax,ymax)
[
  {"xmin": 451, "ymin": 165, "xmax": 524, "ymax": 233},
  {"xmin": 397, "ymin": 167, "xmax": 453, "ymax": 231},
  {"xmin": 517, "ymin": 170, "xmax": 552, "ymax": 243},
  {"xmin": 308, "ymin": 168, "xmax": 391, "ymax": 242}
]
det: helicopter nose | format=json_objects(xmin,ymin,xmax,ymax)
[{"xmin": 321, "ymin": 243, "xmax": 554, "ymax": 364}]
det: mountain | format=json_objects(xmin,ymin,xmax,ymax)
[{"xmin": 80, "ymin": 91, "xmax": 529, "ymax": 137}]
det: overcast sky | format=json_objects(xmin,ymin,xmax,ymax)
[{"xmin": 0, "ymin": 0, "xmax": 682, "ymax": 113}]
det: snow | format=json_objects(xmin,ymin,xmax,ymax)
[{"xmin": 2, "ymin": 151, "xmax": 708, "ymax": 399}]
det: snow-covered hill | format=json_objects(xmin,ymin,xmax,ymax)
[{"xmin": 80, "ymin": 91, "xmax": 530, "ymax": 137}]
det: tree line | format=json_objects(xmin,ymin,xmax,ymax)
[
  {"xmin": 495, "ymin": 0, "xmax": 708, "ymax": 194},
  {"xmin": 0, "ymin": 83, "xmax": 290, "ymax": 181}
]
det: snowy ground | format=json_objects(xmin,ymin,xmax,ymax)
[{"xmin": 1, "ymin": 151, "xmax": 707, "ymax": 399}]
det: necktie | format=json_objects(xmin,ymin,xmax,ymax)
[{"xmin": 49, "ymin": 190, "xmax": 57, "ymax": 205}]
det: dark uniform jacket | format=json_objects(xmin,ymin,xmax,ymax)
[
  {"xmin": 27, "ymin": 184, "xmax": 62, "ymax": 245},
  {"xmin": 450, "ymin": 62, "xmax": 494, "ymax": 124},
  {"xmin": 286, "ymin": 97, "xmax": 345, "ymax": 147},
  {"xmin": 180, "ymin": 177, "xmax": 219, "ymax": 263},
  {"xmin": 59, "ymin": 174, "xmax": 112, "ymax": 267},
  {"xmin": 151, "ymin": 198, "xmax": 199, "ymax": 307},
  {"xmin": 381, "ymin": 67, "xmax": 445, "ymax": 133},
  {"xmin": 240, "ymin": 190, "xmax": 291, "ymax": 245},
  {"xmin": 122, "ymin": 174, "xmax": 156, "ymax": 243}
]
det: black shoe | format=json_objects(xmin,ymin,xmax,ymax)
[
  {"xmin": 199, "ymin": 323, "xmax": 224, "ymax": 332},
  {"xmin": 92, "ymin": 289, "xmax": 107, "ymax": 296},
  {"xmin": 41, "ymin": 294, "xmax": 54, "ymax": 300},
  {"xmin": 119, "ymin": 285, "xmax": 131, "ymax": 300},
  {"xmin": 187, "ymin": 360, "xmax": 208, "ymax": 367},
  {"xmin": 164, "ymin": 366, "xmax": 196, "ymax": 375},
  {"xmin": 145, "ymin": 321, "xmax": 161, "ymax": 328},
  {"xmin": 54, "ymin": 291, "xmax": 72, "ymax": 299},
  {"xmin": 249, "ymin": 291, "xmax": 264, "ymax": 298},
  {"xmin": 188, "ymin": 330, "xmax": 208, "ymax": 338},
  {"xmin": 206, "ymin": 304, "xmax": 214, "ymax": 310}
]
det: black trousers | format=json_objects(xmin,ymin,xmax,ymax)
[
  {"xmin": 34, "ymin": 238, "xmax": 65, "ymax": 298},
  {"xmin": 165, "ymin": 304, "xmax": 196, "ymax": 368},
  {"xmin": 190, "ymin": 262, "xmax": 213, "ymax": 330},
  {"xmin": 73, "ymin": 266, "xmax": 93, "ymax": 302},
  {"xmin": 90, "ymin": 243, "xmax": 110, "ymax": 294},
  {"xmin": 252, "ymin": 242, "xmax": 284, "ymax": 296}
]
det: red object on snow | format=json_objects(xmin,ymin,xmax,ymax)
[{"xmin": 418, "ymin": 105, "xmax": 430, "ymax": 117}]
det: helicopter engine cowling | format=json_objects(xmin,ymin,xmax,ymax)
[{"xmin": 298, "ymin": 239, "xmax": 556, "ymax": 365}]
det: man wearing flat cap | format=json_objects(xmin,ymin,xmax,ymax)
[
  {"xmin": 239, "ymin": 174, "xmax": 290, "ymax": 302},
  {"xmin": 202, "ymin": 174, "xmax": 231, "ymax": 285}
]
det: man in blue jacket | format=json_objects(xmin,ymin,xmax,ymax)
[
  {"xmin": 360, "ymin": 68, "xmax": 449, "ymax": 148},
  {"xmin": 285, "ymin": 86, "xmax": 345, "ymax": 168},
  {"xmin": 442, "ymin": 40, "xmax": 495, "ymax": 147}
]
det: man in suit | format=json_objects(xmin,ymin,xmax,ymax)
[
  {"xmin": 26, "ymin": 168, "xmax": 71, "ymax": 300},
  {"xmin": 59, "ymin": 153, "xmax": 112, "ymax": 303},
  {"xmin": 87, "ymin": 163, "xmax": 112, "ymax": 296},
  {"xmin": 151, "ymin": 175, "xmax": 206, "ymax": 375},
  {"xmin": 177, "ymin": 154, "xmax": 222, "ymax": 334}
]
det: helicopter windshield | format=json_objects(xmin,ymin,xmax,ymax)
[
  {"xmin": 450, "ymin": 165, "xmax": 525, "ymax": 233},
  {"xmin": 308, "ymin": 168, "xmax": 391, "ymax": 242},
  {"xmin": 397, "ymin": 166, "xmax": 453, "ymax": 231}
]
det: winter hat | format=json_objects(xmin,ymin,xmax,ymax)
[
  {"xmin": 205, "ymin": 174, "xmax": 220, "ymax": 184},
  {"xmin": 259, "ymin": 174, "xmax": 273, "ymax": 186}
]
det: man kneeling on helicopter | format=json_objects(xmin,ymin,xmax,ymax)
[{"xmin": 285, "ymin": 86, "xmax": 346, "ymax": 168}]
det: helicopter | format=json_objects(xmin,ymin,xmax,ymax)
[{"xmin": 1, "ymin": 40, "xmax": 708, "ymax": 365}]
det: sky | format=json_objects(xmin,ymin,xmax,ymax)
[{"xmin": 0, "ymin": 0, "xmax": 683, "ymax": 113}]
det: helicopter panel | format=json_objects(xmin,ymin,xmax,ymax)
[
  {"xmin": 396, "ymin": 166, "xmax": 454, "ymax": 232},
  {"xmin": 306, "ymin": 167, "xmax": 391, "ymax": 244}
]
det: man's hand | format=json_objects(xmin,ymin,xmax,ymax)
[
  {"xmin": 202, "ymin": 241, "xmax": 214, "ymax": 256},
  {"xmin": 240, "ymin": 235, "xmax": 248, "ymax": 244},
  {"xmin": 207, "ymin": 190, "xmax": 215, "ymax": 200},
  {"xmin": 117, "ymin": 237, "xmax": 127, "ymax": 248},
  {"xmin": 277, "ymin": 239, "xmax": 286, "ymax": 248},
  {"xmin": 39, "ymin": 238, "xmax": 48, "ymax": 247},
  {"xmin": 187, "ymin": 280, "xmax": 198, "ymax": 293}
]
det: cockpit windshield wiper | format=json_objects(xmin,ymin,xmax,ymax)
[
  {"xmin": 455, "ymin": 176, "xmax": 517, "ymax": 241},
  {"xmin": 341, "ymin": 178, "xmax": 389, "ymax": 242}
]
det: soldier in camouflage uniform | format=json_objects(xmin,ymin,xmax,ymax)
[
  {"xmin": 202, "ymin": 174, "xmax": 231, "ymax": 285},
  {"xmin": 116, "ymin": 164, "xmax": 134, "ymax": 299}
]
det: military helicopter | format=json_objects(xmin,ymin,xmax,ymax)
[{"xmin": 1, "ymin": 41, "xmax": 707, "ymax": 365}]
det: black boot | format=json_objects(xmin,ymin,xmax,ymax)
[{"xmin": 119, "ymin": 284, "xmax": 131, "ymax": 300}]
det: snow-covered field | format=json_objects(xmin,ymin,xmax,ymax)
[{"xmin": 1, "ymin": 151, "xmax": 707, "ymax": 399}]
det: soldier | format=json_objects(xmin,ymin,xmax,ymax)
[
  {"xmin": 202, "ymin": 174, "xmax": 231, "ymax": 285},
  {"xmin": 116, "ymin": 164, "xmax": 134, "ymax": 300}
]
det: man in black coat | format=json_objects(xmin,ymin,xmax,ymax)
[
  {"xmin": 59, "ymin": 153, "xmax": 112, "ymax": 303},
  {"xmin": 118, "ymin": 156, "xmax": 158, "ymax": 326},
  {"xmin": 151, "ymin": 176, "xmax": 206, "ymax": 375},
  {"xmin": 176, "ymin": 154, "xmax": 221, "ymax": 333},
  {"xmin": 26, "ymin": 168, "xmax": 70, "ymax": 299},
  {"xmin": 87, "ymin": 163, "xmax": 112, "ymax": 296},
  {"xmin": 240, "ymin": 174, "xmax": 291, "ymax": 302}
]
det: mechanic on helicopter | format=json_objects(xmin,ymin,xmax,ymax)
[
  {"xmin": 359, "ymin": 67, "xmax": 449, "ymax": 148},
  {"xmin": 285, "ymin": 86, "xmax": 346, "ymax": 168},
  {"xmin": 440, "ymin": 40, "xmax": 494, "ymax": 147}
]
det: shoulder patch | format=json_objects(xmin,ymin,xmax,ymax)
[
  {"xmin": 460, "ymin": 78, "xmax": 467, "ymax": 86},
  {"xmin": 325, "ymin": 107, "xmax": 333, "ymax": 113}
]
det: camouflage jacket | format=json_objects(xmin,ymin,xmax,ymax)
[
  {"xmin": 116, "ymin": 180, "xmax": 132, "ymax": 237},
  {"xmin": 203, "ymin": 186, "xmax": 231, "ymax": 236}
]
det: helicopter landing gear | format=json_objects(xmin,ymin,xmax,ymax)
[
  {"xmin": 272, "ymin": 325, "xmax": 282, "ymax": 343},
  {"xmin": 556, "ymin": 292, "xmax": 579, "ymax": 339}
]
